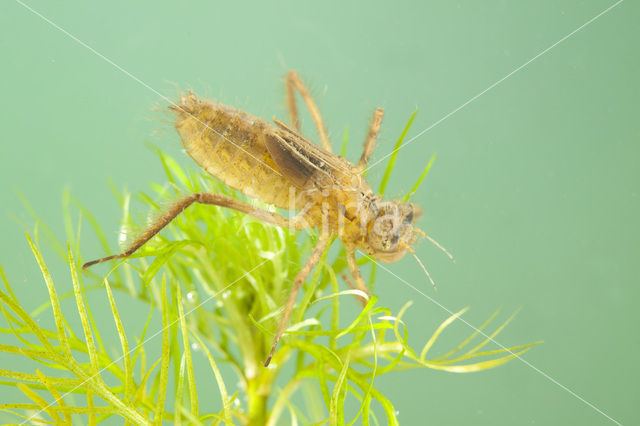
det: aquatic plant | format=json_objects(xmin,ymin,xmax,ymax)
[{"xmin": 0, "ymin": 114, "xmax": 538, "ymax": 425}]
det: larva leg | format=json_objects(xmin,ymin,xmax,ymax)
[
  {"xmin": 341, "ymin": 273, "xmax": 368, "ymax": 308},
  {"xmin": 357, "ymin": 108, "xmax": 384, "ymax": 172},
  {"xmin": 264, "ymin": 233, "xmax": 332, "ymax": 366},
  {"xmin": 345, "ymin": 246, "xmax": 372, "ymax": 306},
  {"xmin": 285, "ymin": 70, "xmax": 332, "ymax": 152},
  {"xmin": 83, "ymin": 193, "xmax": 309, "ymax": 269}
]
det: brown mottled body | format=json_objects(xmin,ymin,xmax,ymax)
[
  {"xmin": 172, "ymin": 96, "xmax": 296, "ymax": 209},
  {"xmin": 84, "ymin": 71, "xmax": 424, "ymax": 366}
]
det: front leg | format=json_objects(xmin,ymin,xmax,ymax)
[{"xmin": 345, "ymin": 245, "xmax": 372, "ymax": 306}]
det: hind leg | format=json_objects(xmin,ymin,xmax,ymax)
[{"xmin": 83, "ymin": 193, "xmax": 310, "ymax": 269}]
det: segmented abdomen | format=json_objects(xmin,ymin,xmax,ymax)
[{"xmin": 171, "ymin": 93, "xmax": 296, "ymax": 209}]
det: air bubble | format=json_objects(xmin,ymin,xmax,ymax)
[
  {"xmin": 118, "ymin": 227, "xmax": 128, "ymax": 244},
  {"xmin": 259, "ymin": 250, "xmax": 276, "ymax": 260}
]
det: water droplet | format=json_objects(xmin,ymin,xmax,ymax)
[
  {"xmin": 267, "ymin": 363, "xmax": 278, "ymax": 370},
  {"xmin": 186, "ymin": 291, "xmax": 197, "ymax": 303},
  {"xmin": 233, "ymin": 399, "xmax": 240, "ymax": 408},
  {"xmin": 190, "ymin": 342, "xmax": 200, "ymax": 352},
  {"xmin": 395, "ymin": 410, "xmax": 400, "ymax": 416},
  {"xmin": 222, "ymin": 290, "xmax": 230, "ymax": 300}
]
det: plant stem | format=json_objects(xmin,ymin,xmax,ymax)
[{"xmin": 246, "ymin": 376, "xmax": 268, "ymax": 426}]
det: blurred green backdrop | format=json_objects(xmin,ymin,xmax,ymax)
[{"xmin": 1, "ymin": 0, "xmax": 637, "ymax": 424}]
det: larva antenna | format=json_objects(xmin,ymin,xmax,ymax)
[
  {"xmin": 403, "ymin": 243, "xmax": 437, "ymax": 291},
  {"xmin": 414, "ymin": 229, "xmax": 454, "ymax": 262}
]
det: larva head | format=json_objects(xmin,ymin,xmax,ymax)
[{"xmin": 366, "ymin": 201, "xmax": 422, "ymax": 263}]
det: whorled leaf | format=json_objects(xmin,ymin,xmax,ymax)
[{"xmin": 1, "ymin": 116, "xmax": 538, "ymax": 424}]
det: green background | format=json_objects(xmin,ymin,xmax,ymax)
[{"xmin": 1, "ymin": 1, "xmax": 638, "ymax": 424}]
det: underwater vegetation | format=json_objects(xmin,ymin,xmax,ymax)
[{"xmin": 0, "ymin": 114, "xmax": 538, "ymax": 425}]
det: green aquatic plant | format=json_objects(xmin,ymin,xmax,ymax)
[{"xmin": 0, "ymin": 114, "xmax": 539, "ymax": 425}]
